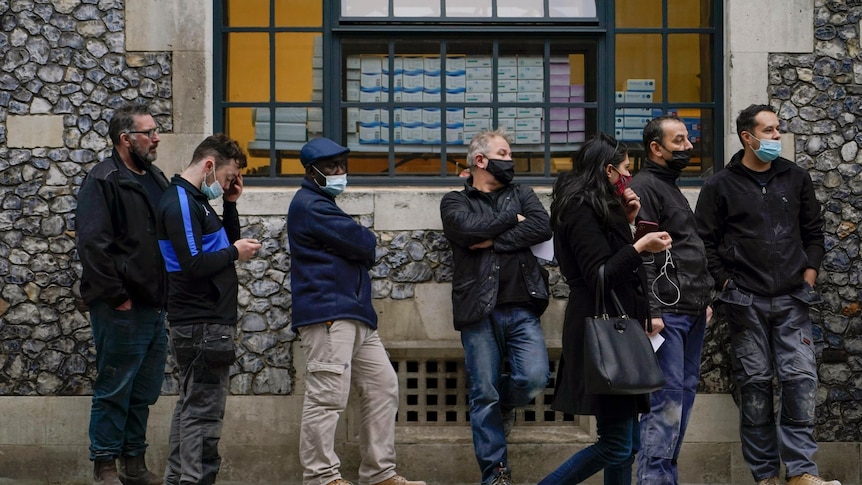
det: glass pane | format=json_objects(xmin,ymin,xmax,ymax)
[
  {"xmin": 394, "ymin": 0, "xmax": 441, "ymax": 17},
  {"xmin": 668, "ymin": 34, "xmax": 712, "ymax": 103},
  {"xmin": 241, "ymin": 107, "xmax": 318, "ymax": 177},
  {"xmin": 342, "ymin": 0, "xmax": 388, "ymax": 16},
  {"xmin": 226, "ymin": 107, "xmax": 271, "ymax": 177},
  {"xmin": 275, "ymin": 0, "xmax": 322, "ymax": 27},
  {"xmin": 615, "ymin": 0, "xmax": 660, "ymax": 28},
  {"xmin": 668, "ymin": 0, "xmax": 712, "ymax": 28},
  {"xmin": 615, "ymin": 34, "xmax": 662, "ymax": 102},
  {"xmin": 275, "ymin": 33, "xmax": 319, "ymax": 102},
  {"xmin": 549, "ymin": 0, "xmax": 596, "ymax": 18},
  {"xmin": 227, "ymin": 33, "xmax": 269, "ymax": 102},
  {"xmin": 498, "ymin": 0, "xmax": 543, "ymax": 17},
  {"xmin": 227, "ymin": 0, "xmax": 269, "ymax": 27},
  {"xmin": 446, "ymin": 0, "xmax": 492, "ymax": 17}
]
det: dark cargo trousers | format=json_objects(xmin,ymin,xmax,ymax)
[
  {"xmin": 724, "ymin": 289, "xmax": 821, "ymax": 482},
  {"xmin": 164, "ymin": 324, "xmax": 235, "ymax": 485}
]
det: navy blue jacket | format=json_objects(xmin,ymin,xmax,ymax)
[
  {"xmin": 157, "ymin": 176, "xmax": 241, "ymax": 326},
  {"xmin": 288, "ymin": 178, "xmax": 378, "ymax": 330},
  {"xmin": 76, "ymin": 149, "xmax": 169, "ymax": 309}
]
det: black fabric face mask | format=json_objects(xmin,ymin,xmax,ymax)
[
  {"xmin": 485, "ymin": 158, "xmax": 515, "ymax": 185},
  {"xmin": 664, "ymin": 149, "xmax": 691, "ymax": 172}
]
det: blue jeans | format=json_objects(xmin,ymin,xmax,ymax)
[
  {"xmin": 461, "ymin": 304, "xmax": 549, "ymax": 485},
  {"xmin": 637, "ymin": 312, "xmax": 707, "ymax": 485},
  {"xmin": 540, "ymin": 414, "xmax": 640, "ymax": 485},
  {"xmin": 724, "ymin": 292, "xmax": 819, "ymax": 482},
  {"xmin": 88, "ymin": 299, "xmax": 168, "ymax": 461}
]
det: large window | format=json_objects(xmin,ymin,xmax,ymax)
[{"xmin": 214, "ymin": 0, "xmax": 721, "ymax": 184}]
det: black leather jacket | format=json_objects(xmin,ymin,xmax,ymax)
[
  {"xmin": 76, "ymin": 150, "xmax": 169, "ymax": 309},
  {"xmin": 695, "ymin": 151, "xmax": 824, "ymax": 296},
  {"xmin": 440, "ymin": 179, "xmax": 552, "ymax": 330},
  {"xmin": 629, "ymin": 160, "xmax": 714, "ymax": 316}
]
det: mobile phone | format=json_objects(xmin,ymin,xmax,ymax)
[{"xmin": 634, "ymin": 220, "xmax": 660, "ymax": 241}]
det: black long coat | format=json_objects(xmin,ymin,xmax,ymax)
[{"xmin": 551, "ymin": 200, "xmax": 651, "ymax": 417}]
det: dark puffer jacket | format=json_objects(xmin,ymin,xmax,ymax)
[
  {"xmin": 695, "ymin": 151, "xmax": 824, "ymax": 296},
  {"xmin": 440, "ymin": 179, "xmax": 552, "ymax": 330}
]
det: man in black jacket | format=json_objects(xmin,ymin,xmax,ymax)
[
  {"xmin": 695, "ymin": 105, "xmax": 837, "ymax": 485},
  {"xmin": 76, "ymin": 103, "xmax": 168, "ymax": 485},
  {"xmin": 440, "ymin": 129, "xmax": 552, "ymax": 485},
  {"xmin": 629, "ymin": 115, "xmax": 714, "ymax": 485},
  {"xmin": 157, "ymin": 134, "xmax": 260, "ymax": 485}
]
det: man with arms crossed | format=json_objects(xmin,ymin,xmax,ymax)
[{"xmin": 440, "ymin": 129, "xmax": 552, "ymax": 485}]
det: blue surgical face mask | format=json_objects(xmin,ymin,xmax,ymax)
[
  {"xmin": 748, "ymin": 134, "xmax": 781, "ymax": 162},
  {"xmin": 313, "ymin": 166, "xmax": 347, "ymax": 196},
  {"xmin": 201, "ymin": 168, "xmax": 223, "ymax": 200}
]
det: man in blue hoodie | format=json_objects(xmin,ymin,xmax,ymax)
[{"xmin": 288, "ymin": 138, "xmax": 425, "ymax": 485}]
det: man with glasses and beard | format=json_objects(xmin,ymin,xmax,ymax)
[{"xmin": 76, "ymin": 103, "xmax": 168, "ymax": 485}]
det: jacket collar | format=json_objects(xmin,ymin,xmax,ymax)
[
  {"xmin": 109, "ymin": 148, "xmax": 169, "ymax": 189},
  {"xmin": 171, "ymin": 174, "xmax": 206, "ymax": 199},
  {"xmin": 727, "ymin": 149, "xmax": 793, "ymax": 175},
  {"xmin": 300, "ymin": 175, "xmax": 336, "ymax": 199},
  {"xmin": 641, "ymin": 159, "xmax": 680, "ymax": 183}
]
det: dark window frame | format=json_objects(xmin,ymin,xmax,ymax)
[{"xmin": 213, "ymin": 0, "xmax": 723, "ymax": 187}]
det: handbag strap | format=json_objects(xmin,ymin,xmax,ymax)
[
  {"xmin": 596, "ymin": 264, "xmax": 630, "ymax": 318},
  {"xmin": 597, "ymin": 264, "xmax": 654, "ymax": 333}
]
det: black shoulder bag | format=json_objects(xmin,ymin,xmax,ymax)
[{"xmin": 583, "ymin": 265, "xmax": 666, "ymax": 395}]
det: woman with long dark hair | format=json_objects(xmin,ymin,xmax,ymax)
[{"xmin": 540, "ymin": 132, "xmax": 672, "ymax": 484}]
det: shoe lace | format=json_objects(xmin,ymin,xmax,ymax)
[{"xmin": 490, "ymin": 466, "xmax": 512, "ymax": 485}]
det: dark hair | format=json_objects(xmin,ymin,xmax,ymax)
[
  {"xmin": 551, "ymin": 132, "xmax": 627, "ymax": 231},
  {"xmin": 642, "ymin": 114, "xmax": 682, "ymax": 151},
  {"xmin": 736, "ymin": 104, "xmax": 775, "ymax": 145},
  {"xmin": 108, "ymin": 103, "xmax": 151, "ymax": 145},
  {"xmin": 190, "ymin": 133, "xmax": 248, "ymax": 169}
]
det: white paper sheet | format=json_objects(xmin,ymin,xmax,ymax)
[
  {"xmin": 530, "ymin": 237, "xmax": 555, "ymax": 261},
  {"xmin": 649, "ymin": 333, "xmax": 665, "ymax": 352}
]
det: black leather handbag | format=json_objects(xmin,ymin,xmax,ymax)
[{"xmin": 583, "ymin": 265, "xmax": 666, "ymax": 395}]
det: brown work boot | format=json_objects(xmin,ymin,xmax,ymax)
[
  {"xmin": 757, "ymin": 477, "xmax": 782, "ymax": 485},
  {"xmin": 787, "ymin": 473, "xmax": 841, "ymax": 485},
  {"xmin": 325, "ymin": 480, "xmax": 353, "ymax": 485},
  {"xmin": 94, "ymin": 459, "xmax": 122, "ymax": 485},
  {"xmin": 119, "ymin": 454, "xmax": 163, "ymax": 485},
  {"xmin": 373, "ymin": 475, "xmax": 427, "ymax": 485}
]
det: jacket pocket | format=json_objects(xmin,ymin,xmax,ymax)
[
  {"xmin": 789, "ymin": 282, "xmax": 824, "ymax": 306},
  {"xmin": 715, "ymin": 280, "xmax": 753, "ymax": 307}
]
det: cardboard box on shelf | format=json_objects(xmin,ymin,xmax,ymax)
[
  {"xmin": 550, "ymin": 61, "xmax": 570, "ymax": 75},
  {"xmin": 625, "ymin": 79, "xmax": 656, "ymax": 91},
  {"xmin": 550, "ymin": 73, "xmax": 570, "ymax": 86},
  {"xmin": 402, "ymin": 72, "xmax": 424, "ymax": 89},
  {"xmin": 346, "ymin": 69, "xmax": 360, "ymax": 81},
  {"xmin": 466, "ymin": 67, "xmax": 493, "ymax": 80},
  {"xmin": 623, "ymin": 91, "xmax": 653, "ymax": 103},
  {"xmin": 345, "ymin": 81, "xmax": 360, "ymax": 101},
  {"xmin": 517, "ymin": 79, "xmax": 544, "ymax": 93},
  {"xmin": 359, "ymin": 86, "xmax": 382, "ymax": 103},
  {"xmin": 516, "ymin": 107, "xmax": 543, "ymax": 118},
  {"xmin": 550, "ymin": 85, "xmax": 569, "ymax": 98},
  {"xmin": 360, "ymin": 55, "xmax": 383, "ymax": 74},
  {"xmin": 446, "ymin": 73, "xmax": 467, "ymax": 89},
  {"xmin": 446, "ymin": 56, "xmax": 467, "ymax": 73},
  {"xmin": 446, "ymin": 124, "xmax": 465, "ymax": 145},
  {"xmin": 550, "ymin": 107, "xmax": 569, "ymax": 121},
  {"xmin": 401, "ymin": 86, "xmax": 423, "ymax": 102},
  {"xmin": 498, "ymin": 79, "xmax": 518, "ymax": 93},
  {"xmin": 623, "ymin": 116, "xmax": 650, "ymax": 129},
  {"xmin": 446, "ymin": 108, "xmax": 465, "ymax": 124},
  {"xmin": 422, "ymin": 108, "xmax": 441, "ymax": 125},
  {"xmin": 568, "ymin": 131, "xmax": 586, "ymax": 143},
  {"xmin": 498, "ymin": 107, "xmax": 518, "ymax": 118},
  {"xmin": 516, "ymin": 92, "xmax": 543, "ymax": 103},
  {"xmin": 424, "ymin": 72, "xmax": 441, "ymax": 90},
  {"xmin": 466, "ymin": 79, "xmax": 493, "ymax": 93},
  {"xmin": 548, "ymin": 119, "xmax": 568, "ymax": 132},
  {"xmin": 568, "ymin": 119, "xmax": 585, "ymax": 131},
  {"xmin": 466, "ymin": 93, "xmax": 492, "ymax": 103},
  {"xmin": 517, "ymin": 56, "xmax": 543, "ymax": 67},
  {"xmin": 422, "ymin": 88, "xmax": 441, "ymax": 102},
  {"xmin": 518, "ymin": 66, "xmax": 544, "ymax": 80},
  {"xmin": 464, "ymin": 106, "xmax": 492, "ymax": 119},
  {"xmin": 464, "ymin": 118, "xmax": 491, "ymax": 131},
  {"xmin": 401, "ymin": 124, "xmax": 424, "ymax": 144},
  {"xmin": 569, "ymin": 108, "xmax": 585, "ymax": 119},
  {"xmin": 400, "ymin": 108, "xmax": 423, "ymax": 125},
  {"xmin": 514, "ymin": 131, "xmax": 542, "ymax": 144},
  {"xmin": 402, "ymin": 57, "xmax": 425, "ymax": 75},
  {"xmin": 424, "ymin": 56, "xmax": 441, "ymax": 74},
  {"xmin": 515, "ymin": 118, "xmax": 542, "ymax": 131},
  {"xmin": 548, "ymin": 132, "xmax": 568, "ymax": 144},
  {"xmin": 360, "ymin": 71, "xmax": 382, "ymax": 89},
  {"xmin": 422, "ymin": 125, "xmax": 441, "ymax": 144},
  {"xmin": 498, "ymin": 66, "xmax": 518, "ymax": 80},
  {"xmin": 446, "ymin": 89, "xmax": 465, "ymax": 102},
  {"xmin": 466, "ymin": 55, "xmax": 492, "ymax": 68},
  {"xmin": 498, "ymin": 118, "xmax": 516, "ymax": 131},
  {"xmin": 498, "ymin": 56, "xmax": 518, "ymax": 67},
  {"xmin": 358, "ymin": 123, "xmax": 381, "ymax": 144},
  {"xmin": 346, "ymin": 55, "xmax": 361, "ymax": 70},
  {"xmin": 359, "ymin": 108, "xmax": 380, "ymax": 124}
]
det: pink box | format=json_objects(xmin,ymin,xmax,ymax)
[
  {"xmin": 568, "ymin": 131, "xmax": 586, "ymax": 143},
  {"xmin": 548, "ymin": 132, "xmax": 568, "ymax": 144},
  {"xmin": 550, "ymin": 107, "xmax": 569, "ymax": 121},
  {"xmin": 569, "ymin": 108, "xmax": 585, "ymax": 119},
  {"xmin": 550, "ymin": 85, "xmax": 569, "ymax": 98},
  {"xmin": 550, "ymin": 62, "xmax": 570, "ymax": 75},
  {"xmin": 569, "ymin": 119, "xmax": 586, "ymax": 131},
  {"xmin": 550, "ymin": 97, "xmax": 569, "ymax": 103},
  {"xmin": 550, "ymin": 74, "xmax": 571, "ymax": 86},
  {"xmin": 549, "ymin": 119, "xmax": 568, "ymax": 132},
  {"xmin": 570, "ymin": 84, "xmax": 585, "ymax": 96}
]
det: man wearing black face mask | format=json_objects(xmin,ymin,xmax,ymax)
[
  {"xmin": 440, "ymin": 129, "xmax": 552, "ymax": 485},
  {"xmin": 628, "ymin": 115, "xmax": 714, "ymax": 485}
]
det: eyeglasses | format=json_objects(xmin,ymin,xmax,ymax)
[{"xmin": 126, "ymin": 128, "xmax": 159, "ymax": 139}]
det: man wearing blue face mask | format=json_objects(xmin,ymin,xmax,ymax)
[
  {"xmin": 695, "ymin": 105, "xmax": 836, "ymax": 485},
  {"xmin": 440, "ymin": 129, "xmax": 552, "ymax": 485},
  {"xmin": 288, "ymin": 137, "xmax": 426, "ymax": 485},
  {"xmin": 157, "ymin": 133, "xmax": 261, "ymax": 485}
]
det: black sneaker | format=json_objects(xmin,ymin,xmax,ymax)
[{"xmin": 489, "ymin": 463, "xmax": 513, "ymax": 485}]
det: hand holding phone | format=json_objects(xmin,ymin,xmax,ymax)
[{"xmin": 634, "ymin": 220, "xmax": 660, "ymax": 242}]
